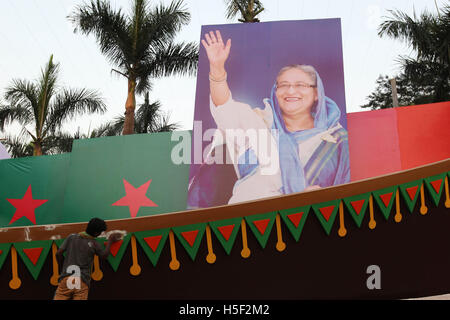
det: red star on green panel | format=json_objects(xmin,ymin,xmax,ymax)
[
  {"xmin": 7, "ymin": 185, "xmax": 48, "ymax": 225},
  {"xmin": 112, "ymin": 179, "xmax": 158, "ymax": 218}
]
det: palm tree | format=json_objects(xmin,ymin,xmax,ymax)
[
  {"xmin": 0, "ymin": 55, "xmax": 106, "ymax": 156},
  {"xmin": 1, "ymin": 133, "xmax": 71, "ymax": 158},
  {"xmin": 1, "ymin": 135, "xmax": 33, "ymax": 158},
  {"xmin": 94, "ymin": 91, "xmax": 180, "ymax": 136},
  {"xmin": 225, "ymin": 0, "xmax": 265, "ymax": 23},
  {"xmin": 68, "ymin": 0, "xmax": 198, "ymax": 135},
  {"xmin": 377, "ymin": 4, "xmax": 449, "ymax": 103},
  {"xmin": 361, "ymin": 73, "xmax": 436, "ymax": 110},
  {"xmin": 136, "ymin": 92, "xmax": 180, "ymax": 133},
  {"xmin": 41, "ymin": 92, "xmax": 180, "ymax": 154}
]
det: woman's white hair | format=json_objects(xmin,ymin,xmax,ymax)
[{"xmin": 276, "ymin": 64, "xmax": 317, "ymax": 86}]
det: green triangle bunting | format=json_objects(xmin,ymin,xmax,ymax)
[
  {"xmin": 0, "ymin": 243, "xmax": 12, "ymax": 271},
  {"xmin": 134, "ymin": 228, "xmax": 170, "ymax": 267},
  {"xmin": 245, "ymin": 211, "xmax": 277, "ymax": 249},
  {"xmin": 14, "ymin": 240, "xmax": 52, "ymax": 280},
  {"xmin": 312, "ymin": 200, "xmax": 340, "ymax": 235},
  {"xmin": 343, "ymin": 193, "xmax": 371, "ymax": 228},
  {"xmin": 172, "ymin": 223, "xmax": 206, "ymax": 261},
  {"xmin": 208, "ymin": 217, "xmax": 242, "ymax": 255},
  {"xmin": 279, "ymin": 206, "xmax": 310, "ymax": 241},
  {"xmin": 96, "ymin": 234, "xmax": 131, "ymax": 272},
  {"xmin": 372, "ymin": 185, "xmax": 398, "ymax": 220},
  {"xmin": 398, "ymin": 179, "xmax": 423, "ymax": 213},
  {"xmin": 424, "ymin": 173, "xmax": 446, "ymax": 207}
]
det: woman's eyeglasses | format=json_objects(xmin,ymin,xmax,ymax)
[{"xmin": 276, "ymin": 82, "xmax": 316, "ymax": 91}]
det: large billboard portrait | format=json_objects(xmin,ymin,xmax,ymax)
[{"xmin": 187, "ymin": 19, "xmax": 350, "ymax": 209}]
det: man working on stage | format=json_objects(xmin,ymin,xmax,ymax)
[{"xmin": 53, "ymin": 217, "xmax": 122, "ymax": 300}]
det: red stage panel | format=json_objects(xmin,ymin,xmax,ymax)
[
  {"xmin": 347, "ymin": 108, "xmax": 402, "ymax": 181},
  {"xmin": 347, "ymin": 102, "xmax": 450, "ymax": 182},
  {"xmin": 396, "ymin": 102, "xmax": 450, "ymax": 170}
]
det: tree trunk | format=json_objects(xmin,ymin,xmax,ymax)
[
  {"xmin": 389, "ymin": 78, "xmax": 399, "ymax": 108},
  {"xmin": 142, "ymin": 92, "xmax": 149, "ymax": 134},
  {"xmin": 123, "ymin": 79, "xmax": 136, "ymax": 135},
  {"xmin": 33, "ymin": 140, "xmax": 43, "ymax": 156}
]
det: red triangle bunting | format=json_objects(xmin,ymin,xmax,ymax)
[
  {"xmin": 319, "ymin": 206, "xmax": 335, "ymax": 222},
  {"xmin": 253, "ymin": 219, "xmax": 270, "ymax": 235},
  {"xmin": 406, "ymin": 186, "xmax": 418, "ymax": 201},
  {"xmin": 287, "ymin": 212, "xmax": 304, "ymax": 228},
  {"xmin": 350, "ymin": 200, "xmax": 365, "ymax": 215},
  {"xmin": 217, "ymin": 225, "xmax": 235, "ymax": 241},
  {"xmin": 23, "ymin": 247, "xmax": 43, "ymax": 266},
  {"xmin": 144, "ymin": 235, "xmax": 162, "ymax": 253},
  {"xmin": 181, "ymin": 230, "xmax": 199, "ymax": 247},
  {"xmin": 104, "ymin": 240, "xmax": 123, "ymax": 257},
  {"xmin": 430, "ymin": 180, "xmax": 442, "ymax": 194},
  {"xmin": 379, "ymin": 193, "xmax": 393, "ymax": 207}
]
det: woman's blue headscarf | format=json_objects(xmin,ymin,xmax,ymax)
[{"xmin": 267, "ymin": 68, "xmax": 341, "ymax": 194}]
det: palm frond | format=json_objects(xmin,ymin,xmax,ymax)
[
  {"xmin": 4, "ymin": 79, "xmax": 38, "ymax": 108},
  {"xmin": 134, "ymin": 76, "xmax": 153, "ymax": 96},
  {"xmin": 3, "ymin": 79, "xmax": 38, "ymax": 128},
  {"xmin": 225, "ymin": 0, "xmax": 246, "ymax": 20},
  {"xmin": 1, "ymin": 135, "xmax": 33, "ymax": 158},
  {"xmin": 36, "ymin": 55, "xmax": 60, "ymax": 138},
  {"xmin": 93, "ymin": 93, "xmax": 179, "ymax": 134},
  {"xmin": 145, "ymin": 0, "xmax": 191, "ymax": 49},
  {"xmin": 42, "ymin": 131, "xmax": 77, "ymax": 154},
  {"xmin": 136, "ymin": 97, "xmax": 179, "ymax": 133},
  {"xmin": 0, "ymin": 103, "xmax": 34, "ymax": 132},
  {"xmin": 45, "ymin": 88, "xmax": 107, "ymax": 134},
  {"xmin": 225, "ymin": 0, "xmax": 264, "ymax": 22},
  {"xmin": 137, "ymin": 41, "xmax": 198, "ymax": 94},
  {"xmin": 69, "ymin": 0, "xmax": 132, "ymax": 70},
  {"xmin": 154, "ymin": 112, "xmax": 180, "ymax": 132},
  {"xmin": 398, "ymin": 56, "xmax": 450, "ymax": 101},
  {"xmin": 90, "ymin": 119, "xmax": 124, "ymax": 137},
  {"xmin": 135, "ymin": 97, "xmax": 161, "ymax": 133},
  {"xmin": 378, "ymin": 8, "xmax": 442, "ymax": 61}
]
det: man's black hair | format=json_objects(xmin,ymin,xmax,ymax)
[{"xmin": 86, "ymin": 218, "xmax": 107, "ymax": 237}]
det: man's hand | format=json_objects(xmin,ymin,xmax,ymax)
[
  {"xmin": 108, "ymin": 232, "xmax": 123, "ymax": 243},
  {"xmin": 98, "ymin": 232, "xmax": 124, "ymax": 259}
]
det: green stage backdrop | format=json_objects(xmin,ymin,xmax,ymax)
[
  {"xmin": 0, "ymin": 132, "xmax": 191, "ymax": 228},
  {"xmin": 61, "ymin": 132, "xmax": 190, "ymax": 222},
  {"xmin": 0, "ymin": 154, "xmax": 70, "ymax": 227}
]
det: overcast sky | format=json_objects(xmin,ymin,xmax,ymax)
[{"xmin": 0, "ymin": 0, "xmax": 443, "ymax": 137}]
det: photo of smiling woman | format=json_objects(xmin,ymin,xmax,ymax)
[{"xmin": 187, "ymin": 20, "xmax": 350, "ymax": 208}]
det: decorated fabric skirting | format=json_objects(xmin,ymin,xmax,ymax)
[{"xmin": 0, "ymin": 168, "xmax": 448, "ymax": 297}]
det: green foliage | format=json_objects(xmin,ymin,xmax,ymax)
[
  {"xmin": 362, "ymin": 4, "xmax": 449, "ymax": 110},
  {"xmin": 68, "ymin": 0, "xmax": 198, "ymax": 96},
  {"xmin": 33, "ymin": 91, "xmax": 181, "ymax": 155},
  {"xmin": 224, "ymin": 0, "xmax": 265, "ymax": 23},
  {"xmin": 361, "ymin": 74, "xmax": 437, "ymax": 110},
  {"xmin": 92, "ymin": 91, "xmax": 180, "ymax": 137},
  {"xmin": 0, "ymin": 55, "xmax": 106, "ymax": 157}
]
